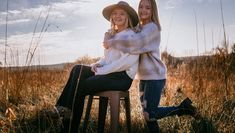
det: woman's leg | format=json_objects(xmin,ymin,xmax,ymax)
[
  {"xmin": 56, "ymin": 65, "xmax": 93, "ymax": 108},
  {"xmin": 69, "ymin": 93, "xmax": 86, "ymax": 133},
  {"xmin": 139, "ymin": 80, "xmax": 160, "ymax": 133},
  {"xmin": 84, "ymin": 71, "xmax": 132, "ymax": 132},
  {"xmin": 139, "ymin": 80, "xmax": 178, "ymax": 133},
  {"xmin": 85, "ymin": 71, "xmax": 133, "ymax": 94},
  {"xmin": 56, "ymin": 65, "xmax": 94, "ymax": 133},
  {"xmin": 61, "ymin": 94, "xmax": 86, "ymax": 133},
  {"xmin": 56, "ymin": 65, "xmax": 94, "ymax": 108}
]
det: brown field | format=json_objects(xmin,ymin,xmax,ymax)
[{"xmin": 0, "ymin": 47, "xmax": 235, "ymax": 133}]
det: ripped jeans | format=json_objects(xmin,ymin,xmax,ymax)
[{"xmin": 139, "ymin": 80, "xmax": 178, "ymax": 133}]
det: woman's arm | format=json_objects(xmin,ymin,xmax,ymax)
[
  {"xmin": 95, "ymin": 53, "xmax": 139, "ymax": 75},
  {"xmin": 106, "ymin": 23, "xmax": 160, "ymax": 54}
]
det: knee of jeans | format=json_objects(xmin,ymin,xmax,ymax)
[
  {"xmin": 71, "ymin": 65, "xmax": 83, "ymax": 76},
  {"xmin": 141, "ymin": 99, "xmax": 150, "ymax": 121},
  {"xmin": 73, "ymin": 65, "xmax": 81, "ymax": 71}
]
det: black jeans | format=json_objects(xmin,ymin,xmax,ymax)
[{"xmin": 56, "ymin": 65, "xmax": 132, "ymax": 133}]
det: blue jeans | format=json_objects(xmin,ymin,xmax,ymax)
[{"xmin": 139, "ymin": 80, "xmax": 179, "ymax": 133}]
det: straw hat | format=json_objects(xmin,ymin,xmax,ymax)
[{"xmin": 102, "ymin": 1, "xmax": 139, "ymax": 27}]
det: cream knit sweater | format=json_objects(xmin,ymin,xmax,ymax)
[
  {"xmin": 107, "ymin": 22, "xmax": 166, "ymax": 80},
  {"xmin": 93, "ymin": 29, "xmax": 139, "ymax": 79}
]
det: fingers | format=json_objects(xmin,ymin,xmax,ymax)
[
  {"xmin": 91, "ymin": 64, "xmax": 102, "ymax": 73},
  {"xmin": 103, "ymin": 42, "xmax": 109, "ymax": 49},
  {"xmin": 105, "ymin": 32, "xmax": 109, "ymax": 36},
  {"xmin": 103, "ymin": 32, "xmax": 110, "ymax": 42},
  {"xmin": 91, "ymin": 65, "xmax": 97, "ymax": 73},
  {"xmin": 91, "ymin": 67, "xmax": 95, "ymax": 72},
  {"xmin": 96, "ymin": 64, "xmax": 102, "ymax": 67},
  {"xmin": 104, "ymin": 31, "xmax": 113, "ymax": 42},
  {"xmin": 91, "ymin": 67, "xmax": 96, "ymax": 73}
]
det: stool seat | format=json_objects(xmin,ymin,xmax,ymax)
[{"xmin": 82, "ymin": 91, "xmax": 131, "ymax": 133}]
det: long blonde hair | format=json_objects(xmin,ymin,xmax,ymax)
[
  {"xmin": 139, "ymin": 0, "xmax": 161, "ymax": 31},
  {"xmin": 109, "ymin": 11, "xmax": 134, "ymax": 36}
]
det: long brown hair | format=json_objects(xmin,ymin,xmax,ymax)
[{"xmin": 139, "ymin": 0, "xmax": 161, "ymax": 30}]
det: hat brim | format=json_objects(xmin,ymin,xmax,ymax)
[{"xmin": 102, "ymin": 4, "xmax": 139, "ymax": 27}]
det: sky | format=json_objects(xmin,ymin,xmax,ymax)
[{"xmin": 0, "ymin": 0, "xmax": 234, "ymax": 66}]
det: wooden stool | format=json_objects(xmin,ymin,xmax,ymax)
[{"xmin": 82, "ymin": 91, "xmax": 131, "ymax": 133}]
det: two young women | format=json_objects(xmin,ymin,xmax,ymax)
[
  {"xmin": 104, "ymin": 0, "xmax": 198, "ymax": 133},
  {"xmin": 56, "ymin": 0, "xmax": 198, "ymax": 133}
]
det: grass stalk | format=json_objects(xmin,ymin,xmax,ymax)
[
  {"xmin": 193, "ymin": 9, "xmax": 199, "ymax": 56},
  {"xmin": 203, "ymin": 21, "xmax": 207, "ymax": 53},
  {"xmin": 16, "ymin": 5, "xmax": 52, "ymax": 100},
  {"xmin": 26, "ymin": 5, "xmax": 51, "ymax": 66},
  {"xmin": 219, "ymin": 0, "xmax": 227, "ymax": 46},
  {"xmin": 219, "ymin": 0, "xmax": 230, "ymax": 100},
  {"xmin": 3, "ymin": 0, "xmax": 9, "ymax": 103},
  {"xmin": 25, "ymin": 11, "xmax": 43, "ymax": 66},
  {"xmin": 211, "ymin": 28, "xmax": 215, "ymax": 53}
]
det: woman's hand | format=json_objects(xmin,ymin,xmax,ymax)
[
  {"xmin": 91, "ymin": 63, "xmax": 102, "ymax": 73},
  {"xmin": 133, "ymin": 25, "xmax": 142, "ymax": 33},
  {"xmin": 103, "ymin": 31, "xmax": 112, "ymax": 49},
  {"xmin": 103, "ymin": 42, "xmax": 109, "ymax": 49},
  {"xmin": 104, "ymin": 32, "xmax": 112, "ymax": 41}
]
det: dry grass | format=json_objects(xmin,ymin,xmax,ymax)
[
  {"xmin": 1, "ymin": 0, "xmax": 234, "ymax": 132},
  {"xmin": 0, "ymin": 46, "xmax": 235, "ymax": 132}
]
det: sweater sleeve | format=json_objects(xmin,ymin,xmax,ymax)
[
  {"xmin": 107, "ymin": 23, "xmax": 160, "ymax": 54},
  {"xmin": 95, "ymin": 58, "xmax": 106, "ymax": 66},
  {"xmin": 90, "ymin": 49, "xmax": 110, "ymax": 67},
  {"xmin": 95, "ymin": 53, "xmax": 139, "ymax": 75}
]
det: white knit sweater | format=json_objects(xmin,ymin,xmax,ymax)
[
  {"xmin": 107, "ymin": 22, "xmax": 167, "ymax": 80},
  {"xmin": 93, "ymin": 29, "xmax": 139, "ymax": 79}
]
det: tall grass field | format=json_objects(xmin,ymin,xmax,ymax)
[{"xmin": 0, "ymin": 47, "xmax": 234, "ymax": 132}]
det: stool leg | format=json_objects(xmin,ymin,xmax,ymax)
[
  {"xmin": 110, "ymin": 94, "xmax": 120, "ymax": 133},
  {"xmin": 82, "ymin": 95, "xmax": 93, "ymax": 133},
  {"xmin": 125, "ymin": 96, "xmax": 131, "ymax": 133},
  {"xmin": 98, "ymin": 97, "xmax": 108, "ymax": 133}
]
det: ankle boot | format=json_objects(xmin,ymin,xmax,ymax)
[{"xmin": 177, "ymin": 97, "xmax": 198, "ymax": 118}]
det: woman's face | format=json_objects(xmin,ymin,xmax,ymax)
[
  {"xmin": 111, "ymin": 8, "xmax": 128, "ymax": 29},
  {"xmin": 138, "ymin": 0, "xmax": 152, "ymax": 22}
]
